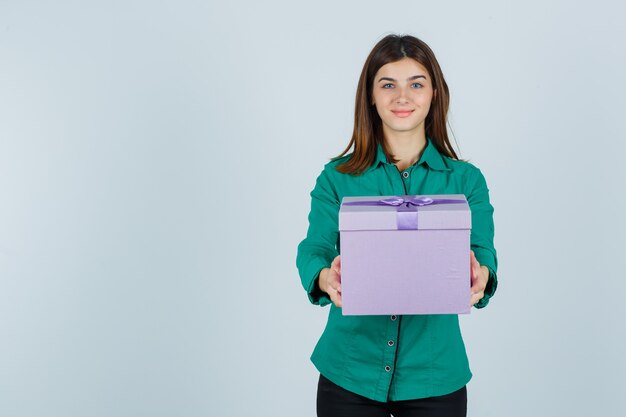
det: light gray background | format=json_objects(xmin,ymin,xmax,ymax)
[{"xmin": 1, "ymin": 1, "xmax": 625, "ymax": 416}]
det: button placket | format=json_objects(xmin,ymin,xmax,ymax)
[
  {"xmin": 381, "ymin": 314, "xmax": 399, "ymax": 388},
  {"xmin": 385, "ymin": 165, "xmax": 408, "ymax": 195}
]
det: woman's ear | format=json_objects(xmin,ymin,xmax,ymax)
[{"xmin": 433, "ymin": 89, "xmax": 437, "ymax": 101}]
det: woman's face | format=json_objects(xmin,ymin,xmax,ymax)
[{"xmin": 371, "ymin": 57, "xmax": 435, "ymax": 139}]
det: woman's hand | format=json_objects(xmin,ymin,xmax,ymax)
[
  {"xmin": 318, "ymin": 255, "xmax": 342, "ymax": 308},
  {"xmin": 470, "ymin": 250, "xmax": 489, "ymax": 306}
]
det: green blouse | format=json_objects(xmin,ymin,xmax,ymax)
[{"xmin": 296, "ymin": 138, "xmax": 498, "ymax": 402}]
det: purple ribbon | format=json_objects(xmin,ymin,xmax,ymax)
[{"xmin": 343, "ymin": 196, "xmax": 465, "ymax": 230}]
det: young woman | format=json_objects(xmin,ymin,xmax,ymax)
[{"xmin": 296, "ymin": 34, "xmax": 498, "ymax": 417}]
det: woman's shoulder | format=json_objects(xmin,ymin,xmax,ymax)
[
  {"xmin": 442, "ymin": 155, "xmax": 484, "ymax": 176},
  {"xmin": 321, "ymin": 153, "xmax": 353, "ymax": 175},
  {"xmin": 441, "ymin": 155, "xmax": 491, "ymax": 194}
]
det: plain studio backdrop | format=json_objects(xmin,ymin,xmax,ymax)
[{"xmin": 1, "ymin": 1, "xmax": 625, "ymax": 416}]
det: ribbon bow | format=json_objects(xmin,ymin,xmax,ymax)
[{"xmin": 378, "ymin": 196, "xmax": 461, "ymax": 207}]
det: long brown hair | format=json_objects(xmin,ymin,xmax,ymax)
[{"xmin": 335, "ymin": 34, "xmax": 458, "ymax": 175}]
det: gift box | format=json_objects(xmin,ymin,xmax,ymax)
[{"xmin": 338, "ymin": 195, "xmax": 471, "ymax": 315}]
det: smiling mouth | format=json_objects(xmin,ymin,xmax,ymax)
[{"xmin": 391, "ymin": 110, "xmax": 414, "ymax": 118}]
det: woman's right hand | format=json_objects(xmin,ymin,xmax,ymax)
[{"xmin": 318, "ymin": 255, "xmax": 342, "ymax": 308}]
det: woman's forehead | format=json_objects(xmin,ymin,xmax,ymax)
[{"xmin": 374, "ymin": 58, "xmax": 430, "ymax": 79}]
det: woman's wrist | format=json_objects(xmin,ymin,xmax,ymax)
[{"xmin": 318, "ymin": 268, "xmax": 330, "ymax": 293}]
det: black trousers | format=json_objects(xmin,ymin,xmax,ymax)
[{"xmin": 317, "ymin": 374, "xmax": 467, "ymax": 417}]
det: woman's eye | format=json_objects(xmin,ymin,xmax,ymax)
[
  {"xmin": 382, "ymin": 83, "xmax": 394, "ymax": 89},
  {"xmin": 411, "ymin": 83, "xmax": 423, "ymax": 89}
]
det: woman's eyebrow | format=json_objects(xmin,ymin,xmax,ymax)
[{"xmin": 377, "ymin": 75, "xmax": 427, "ymax": 82}]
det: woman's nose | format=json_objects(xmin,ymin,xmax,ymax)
[{"xmin": 395, "ymin": 87, "xmax": 409, "ymax": 103}]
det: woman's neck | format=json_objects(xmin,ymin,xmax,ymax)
[{"xmin": 384, "ymin": 131, "xmax": 427, "ymax": 172}]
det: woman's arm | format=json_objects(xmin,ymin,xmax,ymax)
[
  {"xmin": 466, "ymin": 167, "xmax": 498, "ymax": 308},
  {"xmin": 296, "ymin": 167, "xmax": 341, "ymax": 306}
]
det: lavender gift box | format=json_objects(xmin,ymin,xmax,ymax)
[{"xmin": 338, "ymin": 194, "xmax": 472, "ymax": 315}]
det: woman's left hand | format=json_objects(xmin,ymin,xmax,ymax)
[{"xmin": 470, "ymin": 250, "xmax": 489, "ymax": 306}]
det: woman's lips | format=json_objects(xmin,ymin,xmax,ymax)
[{"xmin": 392, "ymin": 110, "xmax": 414, "ymax": 118}]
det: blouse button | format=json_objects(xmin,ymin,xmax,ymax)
[
  {"xmin": 390, "ymin": 315, "xmax": 397, "ymax": 321},
  {"xmin": 385, "ymin": 366, "xmax": 391, "ymax": 372},
  {"xmin": 388, "ymin": 340, "xmax": 394, "ymax": 347},
  {"xmin": 402, "ymin": 171, "xmax": 409, "ymax": 179}
]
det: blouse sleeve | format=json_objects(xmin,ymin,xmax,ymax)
[
  {"xmin": 296, "ymin": 169, "xmax": 340, "ymax": 306},
  {"xmin": 466, "ymin": 167, "xmax": 498, "ymax": 308},
  {"xmin": 296, "ymin": 167, "xmax": 340, "ymax": 306}
]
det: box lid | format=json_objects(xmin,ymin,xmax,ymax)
[{"xmin": 339, "ymin": 194, "xmax": 471, "ymax": 231}]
